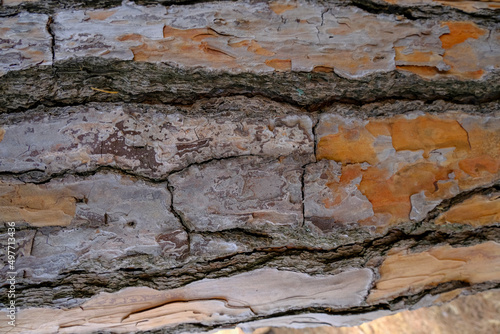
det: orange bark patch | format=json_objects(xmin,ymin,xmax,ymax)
[
  {"xmin": 0, "ymin": 182, "xmax": 76, "ymax": 227},
  {"xmin": 121, "ymin": 26, "xmax": 238, "ymax": 64},
  {"xmin": 199, "ymin": 42, "xmax": 235, "ymax": 59},
  {"xmin": 163, "ymin": 26, "xmax": 221, "ymax": 41},
  {"xmin": 247, "ymin": 40, "xmax": 275, "ymax": 56},
  {"xmin": 365, "ymin": 120, "xmax": 391, "ymax": 137},
  {"xmin": 228, "ymin": 40, "xmax": 250, "ymax": 48},
  {"xmin": 391, "ymin": 115, "xmax": 470, "ymax": 157},
  {"xmin": 394, "ymin": 46, "xmax": 442, "ymax": 64},
  {"xmin": 358, "ymin": 167, "xmax": 409, "ymax": 222},
  {"xmin": 128, "ymin": 39, "xmax": 173, "ymax": 62},
  {"xmin": 117, "ymin": 33, "xmax": 143, "ymax": 42},
  {"xmin": 334, "ymin": 53, "xmax": 371, "ymax": 76},
  {"xmin": 436, "ymin": 194, "xmax": 500, "ymax": 226},
  {"xmin": 340, "ymin": 164, "xmax": 364, "ymax": 185},
  {"xmin": 396, "ymin": 65, "xmax": 440, "ymax": 78},
  {"xmin": 359, "ymin": 163, "xmax": 451, "ymax": 225},
  {"xmin": 397, "ymin": 22, "xmax": 487, "ymax": 80},
  {"xmin": 0, "ymin": 128, "xmax": 4, "ymax": 143},
  {"xmin": 442, "ymin": 42, "xmax": 485, "ymax": 80},
  {"xmin": 317, "ymin": 127, "xmax": 378, "ymax": 165},
  {"xmin": 459, "ymin": 155, "xmax": 500, "ymax": 177},
  {"xmin": 312, "ymin": 65, "xmax": 334, "ymax": 73},
  {"xmin": 440, "ymin": 21, "xmax": 486, "ymax": 49},
  {"xmin": 269, "ymin": 1, "xmax": 298, "ymax": 14},
  {"xmin": 315, "ymin": 113, "xmax": 500, "ymax": 230},
  {"xmin": 455, "ymin": 120, "xmax": 500, "ymax": 188},
  {"xmin": 265, "ymin": 59, "xmax": 292, "ymax": 71},
  {"xmin": 367, "ymin": 241, "xmax": 500, "ymax": 303}
]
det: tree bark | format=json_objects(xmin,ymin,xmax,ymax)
[{"xmin": 0, "ymin": 0, "xmax": 499, "ymax": 333}]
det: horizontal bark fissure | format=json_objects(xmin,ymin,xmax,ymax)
[
  {"xmin": 1, "ymin": 59, "xmax": 500, "ymax": 114},
  {"xmin": 2, "ymin": 225, "xmax": 498, "ymax": 308},
  {"xmin": 384, "ymin": 280, "xmax": 500, "ymax": 309},
  {"xmin": 0, "ymin": 153, "xmax": 263, "ymax": 186},
  {"xmin": 2, "ymin": 158, "xmax": 496, "ymax": 237}
]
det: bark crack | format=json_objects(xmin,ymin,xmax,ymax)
[
  {"xmin": 2, "ymin": 57, "xmax": 500, "ymax": 114},
  {"xmin": 0, "ymin": 154, "xmax": 262, "ymax": 185},
  {"xmin": 166, "ymin": 177, "xmax": 192, "ymax": 254},
  {"xmin": 45, "ymin": 16, "xmax": 55, "ymax": 67}
]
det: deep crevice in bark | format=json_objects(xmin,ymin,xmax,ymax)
[{"xmin": 2, "ymin": 59, "xmax": 500, "ymax": 114}]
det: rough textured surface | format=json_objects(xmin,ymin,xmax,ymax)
[
  {"xmin": 435, "ymin": 192, "xmax": 500, "ymax": 226},
  {"xmin": 0, "ymin": 172, "xmax": 187, "ymax": 282},
  {"xmin": 2, "ymin": 1, "xmax": 497, "ymax": 80},
  {"xmin": 367, "ymin": 241, "xmax": 500, "ymax": 302},
  {"xmin": 0, "ymin": 0, "xmax": 499, "ymax": 333},
  {"xmin": 1, "ymin": 99, "xmax": 498, "ymax": 333},
  {"xmin": 0, "ymin": 268, "xmax": 373, "ymax": 333},
  {"xmin": 0, "ymin": 101, "xmax": 313, "ymax": 179},
  {"xmin": 169, "ymin": 156, "xmax": 305, "ymax": 233},
  {"xmin": 0, "ymin": 13, "xmax": 52, "ymax": 75},
  {"xmin": 261, "ymin": 289, "xmax": 500, "ymax": 334},
  {"xmin": 308, "ymin": 111, "xmax": 500, "ymax": 231},
  {"xmin": 1, "ymin": 0, "xmax": 500, "ymax": 113}
]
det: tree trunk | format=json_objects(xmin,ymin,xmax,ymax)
[{"xmin": 0, "ymin": 0, "xmax": 499, "ymax": 333}]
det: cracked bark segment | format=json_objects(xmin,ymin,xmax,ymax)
[
  {"xmin": 0, "ymin": 172, "xmax": 186, "ymax": 282},
  {"xmin": 17, "ymin": 1, "xmax": 491, "ymax": 80},
  {"xmin": 304, "ymin": 160, "xmax": 375, "ymax": 230},
  {"xmin": 396, "ymin": 21, "xmax": 499, "ymax": 80},
  {"xmin": 0, "ymin": 268, "xmax": 373, "ymax": 333},
  {"xmin": 0, "ymin": 103, "xmax": 313, "ymax": 179},
  {"xmin": 169, "ymin": 156, "xmax": 304, "ymax": 233},
  {"xmin": 308, "ymin": 112, "xmax": 500, "ymax": 231},
  {"xmin": 0, "ymin": 12, "xmax": 52, "ymax": 76},
  {"xmin": 367, "ymin": 241, "xmax": 500, "ymax": 303}
]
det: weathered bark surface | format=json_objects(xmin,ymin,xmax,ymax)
[
  {"xmin": 263, "ymin": 289, "xmax": 500, "ymax": 334},
  {"xmin": 0, "ymin": 0, "xmax": 499, "ymax": 333}
]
